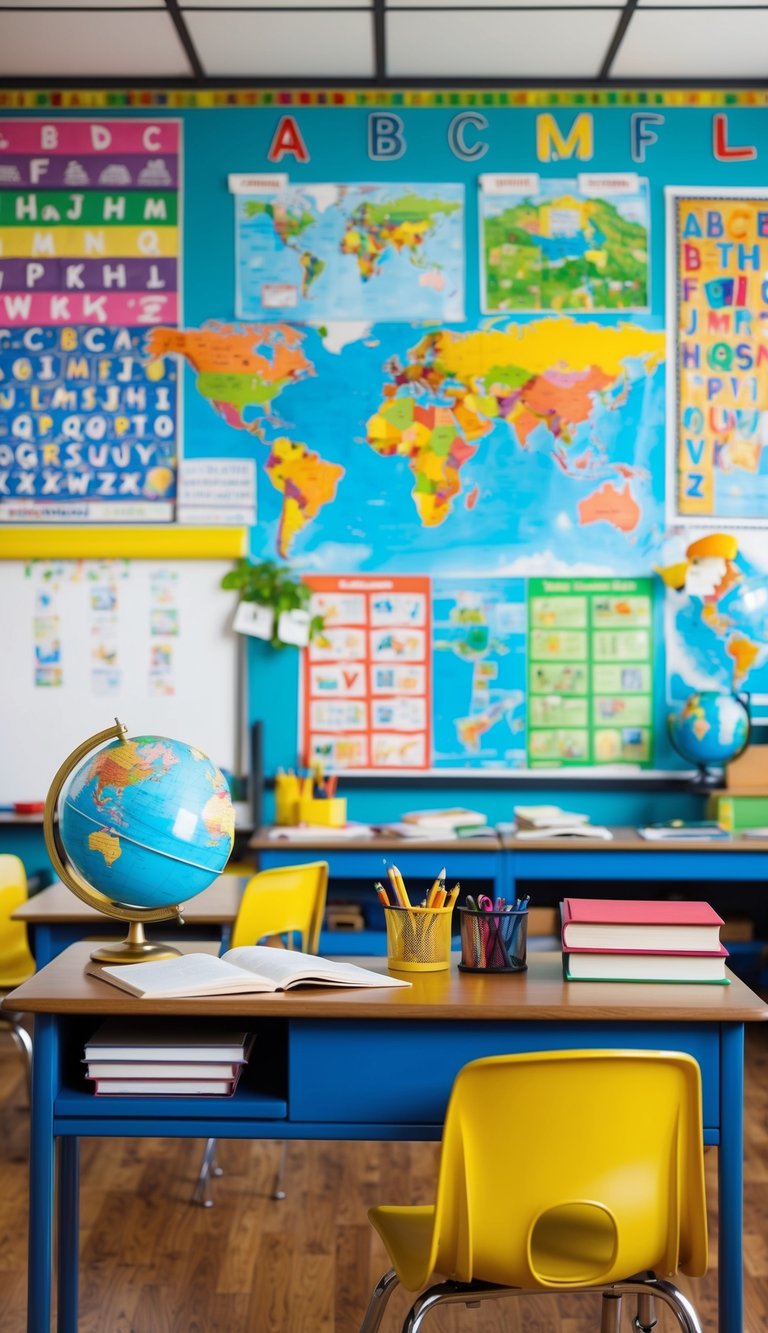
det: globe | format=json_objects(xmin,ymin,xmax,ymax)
[
  {"xmin": 44, "ymin": 720, "xmax": 235, "ymax": 961},
  {"xmin": 668, "ymin": 691, "xmax": 751, "ymax": 778}
]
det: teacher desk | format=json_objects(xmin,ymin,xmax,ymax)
[{"xmin": 3, "ymin": 941, "xmax": 766, "ymax": 1333}]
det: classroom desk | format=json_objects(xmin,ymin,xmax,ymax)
[
  {"xmin": 13, "ymin": 876, "xmax": 249, "ymax": 968},
  {"xmin": 4, "ymin": 942, "xmax": 766, "ymax": 1333},
  {"xmin": 248, "ymin": 829, "xmax": 504, "ymax": 895},
  {"xmin": 499, "ymin": 827, "xmax": 768, "ymax": 898}
]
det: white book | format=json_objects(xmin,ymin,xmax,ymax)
[
  {"xmin": 86, "ymin": 946, "xmax": 410, "ymax": 1000},
  {"xmin": 91, "ymin": 1075, "xmax": 240, "ymax": 1096},
  {"xmin": 85, "ymin": 1058, "xmax": 249, "ymax": 1079},
  {"xmin": 513, "ymin": 825, "xmax": 614, "ymax": 841},
  {"xmin": 513, "ymin": 805, "xmax": 589, "ymax": 828},
  {"xmin": 267, "ymin": 822, "xmax": 372, "ymax": 839}
]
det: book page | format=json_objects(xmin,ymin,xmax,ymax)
[
  {"xmin": 221, "ymin": 946, "xmax": 409, "ymax": 989},
  {"xmin": 87, "ymin": 953, "xmax": 275, "ymax": 999}
]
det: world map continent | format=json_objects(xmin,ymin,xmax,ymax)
[
  {"xmin": 148, "ymin": 322, "xmax": 344, "ymax": 558},
  {"xmin": 367, "ymin": 317, "xmax": 665, "ymax": 533},
  {"xmin": 149, "ymin": 316, "xmax": 664, "ymax": 559}
]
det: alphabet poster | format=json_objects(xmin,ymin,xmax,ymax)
[
  {"xmin": 667, "ymin": 187, "xmax": 768, "ymax": 528},
  {"xmin": 0, "ymin": 118, "xmax": 181, "ymax": 521}
]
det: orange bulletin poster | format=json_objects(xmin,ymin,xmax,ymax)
[
  {"xmin": 667, "ymin": 187, "xmax": 768, "ymax": 527},
  {"xmin": 301, "ymin": 575, "xmax": 431, "ymax": 772}
]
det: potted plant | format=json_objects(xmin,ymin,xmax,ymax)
[{"xmin": 221, "ymin": 558, "xmax": 324, "ymax": 648}]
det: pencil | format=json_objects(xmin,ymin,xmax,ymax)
[
  {"xmin": 446, "ymin": 883, "xmax": 461, "ymax": 911},
  {"xmin": 374, "ymin": 880, "xmax": 390, "ymax": 907},
  {"xmin": 427, "ymin": 866, "xmax": 446, "ymax": 907},
  {"xmin": 391, "ymin": 863, "xmax": 411, "ymax": 908}
]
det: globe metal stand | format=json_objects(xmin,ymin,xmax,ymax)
[{"xmin": 44, "ymin": 719, "xmax": 185, "ymax": 964}]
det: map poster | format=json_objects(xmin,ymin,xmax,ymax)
[
  {"xmin": 527, "ymin": 577, "xmax": 654, "ymax": 768},
  {"xmin": 431, "ymin": 577, "xmax": 526, "ymax": 770},
  {"xmin": 0, "ymin": 118, "xmax": 181, "ymax": 523},
  {"xmin": 301, "ymin": 574, "xmax": 431, "ymax": 772},
  {"xmin": 667, "ymin": 187, "xmax": 768, "ymax": 528},
  {"xmin": 479, "ymin": 173, "xmax": 649, "ymax": 314},
  {"xmin": 232, "ymin": 180, "xmax": 465, "ymax": 323}
]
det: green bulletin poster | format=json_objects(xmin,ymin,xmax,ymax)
[{"xmin": 527, "ymin": 577, "xmax": 653, "ymax": 768}]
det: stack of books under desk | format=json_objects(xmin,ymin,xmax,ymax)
[
  {"xmin": 560, "ymin": 898, "xmax": 730, "ymax": 983},
  {"xmin": 82, "ymin": 1019, "xmax": 256, "ymax": 1096}
]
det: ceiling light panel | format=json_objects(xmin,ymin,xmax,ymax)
[
  {"xmin": 386, "ymin": 9, "xmax": 620, "ymax": 77},
  {"xmin": 612, "ymin": 9, "xmax": 768, "ymax": 77},
  {"xmin": 185, "ymin": 11, "xmax": 375, "ymax": 77},
  {"xmin": 0, "ymin": 12, "xmax": 194, "ymax": 77}
]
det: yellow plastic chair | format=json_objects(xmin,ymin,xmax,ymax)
[
  {"xmin": 359, "ymin": 1049, "xmax": 707, "ymax": 1333},
  {"xmin": 191, "ymin": 860, "xmax": 329, "ymax": 1207},
  {"xmin": 0, "ymin": 855, "xmax": 36, "ymax": 1100}
]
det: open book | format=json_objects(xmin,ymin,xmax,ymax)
[{"xmin": 86, "ymin": 946, "xmax": 410, "ymax": 999}]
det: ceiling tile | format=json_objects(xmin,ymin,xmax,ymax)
[
  {"xmin": 386, "ymin": 9, "xmax": 620, "ymax": 77},
  {"xmin": 0, "ymin": 1, "xmax": 162, "ymax": 7},
  {"xmin": 613, "ymin": 9, "xmax": 768, "ymax": 77},
  {"xmin": 637, "ymin": 0, "xmax": 767, "ymax": 6},
  {"xmin": 0, "ymin": 12, "xmax": 193, "ymax": 77},
  {"xmin": 182, "ymin": 0, "xmax": 370, "ymax": 8},
  {"xmin": 186, "ymin": 11, "xmax": 375, "ymax": 77},
  {"xmin": 391, "ymin": 0, "xmax": 619, "ymax": 7}
]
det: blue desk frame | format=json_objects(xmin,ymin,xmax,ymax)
[{"xmin": 7, "ymin": 945, "xmax": 767, "ymax": 1333}]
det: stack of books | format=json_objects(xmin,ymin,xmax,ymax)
[
  {"xmin": 511, "ymin": 806, "xmax": 613, "ymax": 841},
  {"xmin": 560, "ymin": 897, "xmax": 729, "ymax": 983},
  {"xmin": 388, "ymin": 807, "xmax": 490, "ymax": 838},
  {"xmin": 83, "ymin": 1019, "xmax": 256, "ymax": 1097}
]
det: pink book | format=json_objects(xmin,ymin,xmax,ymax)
[{"xmin": 560, "ymin": 898, "xmax": 726, "ymax": 955}]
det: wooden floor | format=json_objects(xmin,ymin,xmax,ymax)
[{"xmin": 0, "ymin": 1025, "xmax": 766, "ymax": 1333}]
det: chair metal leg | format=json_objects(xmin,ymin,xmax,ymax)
[
  {"xmin": 358, "ymin": 1268, "xmax": 400, "ymax": 1333},
  {"xmin": 191, "ymin": 1137, "xmax": 223, "ymax": 1208},
  {"xmin": 633, "ymin": 1291, "xmax": 658, "ymax": 1331},
  {"xmin": 635, "ymin": 1278, "xmax": 703, "ymax": 1333},
  {"xmin": 601, "ymin": 1292, "xmax": 623, "ymax": 1333},
  {"xmin": 9, "ymin": 1020, "xmax": 33, "ymax": 1103},
  {"xmin": 270, "ymin": 1140, "xmax": 287, "ymax": 1200}
]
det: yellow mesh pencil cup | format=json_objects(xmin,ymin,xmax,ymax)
[{"xmin": 384, "ymin": 904, "xmax": 453, "ymax": 973}]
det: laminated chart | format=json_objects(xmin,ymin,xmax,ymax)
[
  {"xmin": 527, "ymin": 577, "xmax": 654, "ymax": 768},
  {"xmin": 0, "ymin": 118, "xmax": 181, "ymax": 522},
  {"xmin": 231, "ymin": 178, "xmax": 465, "ymax": 323},
  {"xmin": 667, "ymin": 187, "xmax": 768, "ymax": 527},
  {"xmin": 302, "ymin": 575, "xmax": 431, "ymax": 772},
  {"xmin": 480, "ymin": 173, "xmax": 649, "ymax": 314}
]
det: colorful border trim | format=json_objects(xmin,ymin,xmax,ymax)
[{"xmin": 0, "ymin": 88, "xmax": 767, "ymax": 110}]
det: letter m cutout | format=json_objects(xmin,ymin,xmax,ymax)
[{"xmin": 536, "ymin": 113, "xmax": 593, "ymax": 162}]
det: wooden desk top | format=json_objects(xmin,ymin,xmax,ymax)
[
  {"xmin": 12, "ymin": 875, "xmax": 249, "ymax": 925},
  {"xmin": 249, "ymin": 828, "xmax": 501, "ymax": 852},
  {"xmin": 500, "ymin": 827, "xmax": 768, "ymax": 851},
  {"xmin": 4, "ymin": 941, "xmax": 766, "ymax": 1025}
]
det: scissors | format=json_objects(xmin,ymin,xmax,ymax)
[{"xmin": 477, "ymin": 894, "xmax": 495, "ymax": 913}]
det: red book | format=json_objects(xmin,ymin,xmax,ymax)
[{"xmin": 560, "ymin": 898, "xmax": 726, "ymax": 955}]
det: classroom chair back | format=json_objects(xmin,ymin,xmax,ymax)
[
  {"xmin": 0, "ymin": 855, "xmax": 36, "ymax": 1099},
  {"xmin": 360, "ymin": 1048, "xmax": 707, "ymax": 1333},
  {"xmin": 229, "ymin": 861, "xmax": 329, "ymax": 953}
]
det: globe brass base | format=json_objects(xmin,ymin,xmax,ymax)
[
  {"xmin": 89, "ymin": 919, "xmax": 182, "ymax": 965},
  {"xmin": 90, "ymin": 939, "xmax": 182, "ymax": 964}
]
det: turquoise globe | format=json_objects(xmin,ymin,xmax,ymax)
[
  {"xmin": 669, "ymin": 691, "xmax": 750, "ymax": 772},
  {"xmin": 59, "ymin": 734, "xmax": 235, "ymax": 910}
]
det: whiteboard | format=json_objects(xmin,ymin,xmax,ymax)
[{"xmin": 0, "ymin": 558, "xmax": 242, "ymax": 806}]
